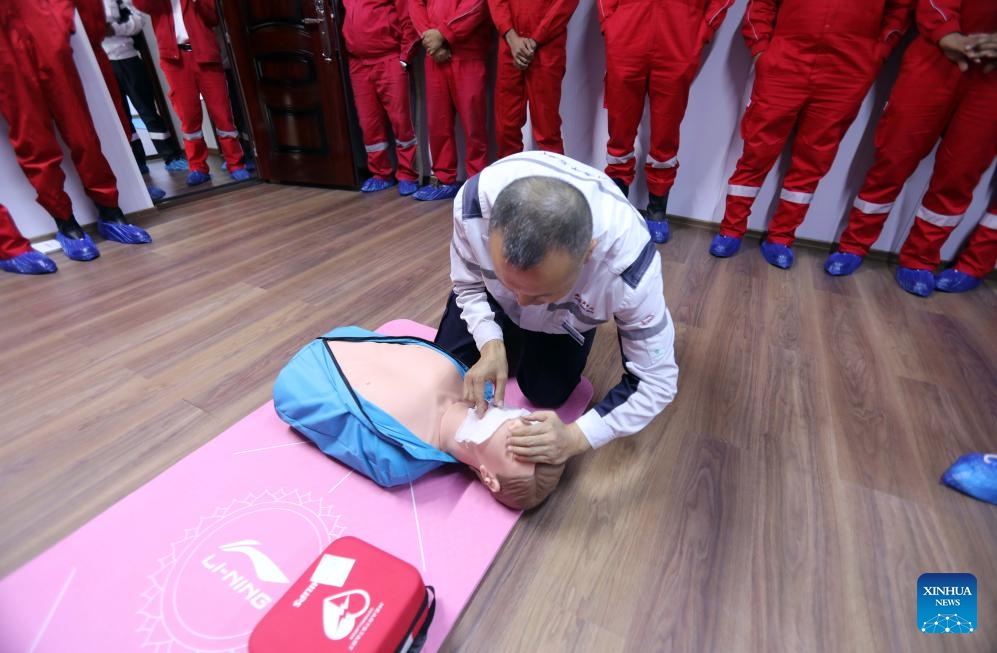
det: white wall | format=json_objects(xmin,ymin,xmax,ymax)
[{"xmin": 1, "ymin": 13, "xmax": 152, "ymax": 240}]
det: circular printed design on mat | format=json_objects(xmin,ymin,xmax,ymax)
[{"xmin": 137, "ymin": 489, "xmax": 345, "ymax": 652}]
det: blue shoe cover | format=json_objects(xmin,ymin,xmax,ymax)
[
  {"xmin": 186, "ymin": 170, "xmax": 211, "ymax": 186},
  {"xmin": 361, "ymin": 177, "xmax": 395, "ymax": 193},
  {"xmin": 397, "ymin": 179, "xmax": 419, "ymax": 196},
  {"xmin": 646, "ymin": 217, "xmax": 670, "ymax": 244},
  {"xmin": 56, "ymin": 231, "xmax": 100, "ymax": 261},
  {"xmin": 824, "ymin": 251, "xmax": 863, "ymax": 276},
  {"xmin": 413, "ymin": 181, "xmax": 460, "ymax": 201},
  {"xmin": 230, "ymin": 168, "xmax": 252, "ymax": 182},
  {"xmin": 221, "ymin": 161, "xmax": 228, "ymax": 171},
  {"xmin": 935, "ymin": 268, "xmax": 983, "ymax": 293},
  {"xmin": 709, "ymin": 234, "xmax": 741, "ymax": 258},
  {"xmin": 896, "ymin": 266, "xmax": 934, "ymax": 297},
  {"xmin": 147, "ymin": 185, "xmax": 166, "ymax": 201},
  {"xmin": 0, "ymin": 250, "xmax": 57, "ymax": 274},
  {"xmin": 165, "ymin": 158, "xmax": 189, "ymax": 172},
  {"xmin": 942, "ymin": 453, "xmax": 997, "ymax": 505},
  {"xmin": 98, "ymin": 220, "xmax": 152, "ymax": 244},
  {"xmin": 760, "ymin": 240, "xmax": 794, "ymax": 269}
]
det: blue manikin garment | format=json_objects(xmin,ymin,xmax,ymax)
[{"xmin": 273, "ymin": 326, "xmax": 461, "ymax": 487}]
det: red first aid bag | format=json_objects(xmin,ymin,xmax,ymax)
[{"xmin": 249, "ymin": 536, "xmax": 435, "ymax": 653}]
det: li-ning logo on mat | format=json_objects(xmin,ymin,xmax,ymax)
[
  {"xmin": 917, "ymin": 573, "xmax": 977, "ymax": 634},
  {"xmin": 138, "ymin": 489, "xmax": 346, "ymax": 653},
  {"xmin": 200, "ymin": 539, "xmax": 292, "ymax": 609}
]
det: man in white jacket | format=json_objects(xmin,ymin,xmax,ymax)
[
  {"xmin": 102, "ymin": 0, "xmax": 187, "ymax": 172},
  {"xmin": 434, "ymin": 151, "xmax": 679, "ymax": 465}
]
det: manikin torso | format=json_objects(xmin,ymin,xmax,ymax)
[{"xmin": 325, "ymin": 339, "xmax": 534, "ymax": 484}]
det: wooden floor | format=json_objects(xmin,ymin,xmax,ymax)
[{"xmin": 1, "ymin": 183, "xmax": 994, "ymax": 652}]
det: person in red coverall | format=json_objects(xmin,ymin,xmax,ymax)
[
  {"xmin": 0, "ymin": 0, "xmax": 152, "ymax": 265},
  {"xmin": 134, "ymin": 0, "xmax": 249, "ymax": 186},
  {"xmin": 709, "ymin": 0, "xmax": 914, "ymax": 269},
  {"xmin": 824, "ymin": 0, "xmax": 996, "ymax": 296},
  {"xmin": 0, "ymin": 205, "xmax": 58, "ymax": 275},
  {"xmin": 409, "ymin": 0, "xmax": 491, "ymax": 201},
  {"xmin": 600, "ymin": 0, "xmax": 734, "ymax": 244},
  {"xmin": 487, "ymin": 0, "xmax": 579, "ymax": 158},
  {"xmin": 341, "ymin": 0, "xmax": 420, "ymax": 195}
]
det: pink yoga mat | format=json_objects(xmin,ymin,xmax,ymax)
[{"xmin": 0, "ymin": 320, "xmax": 592, "ymax": 653}]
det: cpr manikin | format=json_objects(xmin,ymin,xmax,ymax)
[{"xmin": 326, "ymin": 339, "xmax": 564, "ymax": 510}]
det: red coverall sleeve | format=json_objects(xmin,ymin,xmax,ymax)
[
  {"xmin": 397, "ymin": 0, "xmax": 420, "ymax": 59},
  {"xmin": 596, "ymin": 0, "xmax": 620, "ymax": 28},
  {"xmin": 439, "ymin": 0, "xmax": 488, "ymax": 45},
  {"xmin": 133, "ymin": 0, "xmax": 167, "ymax": 16},
  {"xmin": 487, "ymin": 0, "xmax": 515, "ymax": 37},
  {"xmin": 192, "ymin": 0, "xmax": 218, "ymax": 28},
  {"xmin": 531, "ymin": 0, "xmax": 579, "ymax": 46},
  {"xmin": 702, "ymin": 0, "xmax": 734, "ymax": 42},
  {"xmin": 75, "ymin": 0, "xmax": 107, "ymax": 42},
  {"xmin": 409, "ymin": 0, "xmax": 432, "ymax": 37},
  {"xmin": 52, "ymin": 0, "xmax": 78, "ymax": 34},
  {"xmin": 741, "ymin": 0, "xmax": 778, "ymax": 57},
  {"xmin": 917, "ymin": 0, "xmax": 963, "ymax": 44},
  {"xmin": 878, "ymin": 0, "xmax": 914, "ymax": 48}
]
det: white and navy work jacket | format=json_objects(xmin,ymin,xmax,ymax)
[{"xmin": 449, "ymin": 151, "xmax": 679, "ymax": 449}]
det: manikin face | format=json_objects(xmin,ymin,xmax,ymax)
[
  {"xmin": 488, "ymin": 231, "xmax": 591, "ymax": 307},
  {"xmin": 444, "ymin": 409, "xmax": 535, "ymax": 493}
]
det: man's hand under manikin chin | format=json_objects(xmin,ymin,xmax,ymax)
[{"xmin": 506, "ymin": 411, "xmax": 592, "ymax": 465}]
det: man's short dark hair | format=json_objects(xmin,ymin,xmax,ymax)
[{"xmin": 489, "ymin": 176, "xmax": 593, "ymax": 269}]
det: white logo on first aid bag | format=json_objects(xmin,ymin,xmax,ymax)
[{"xmin": 323, "ymin": 589, "xmax": 372, "ymax": 640}]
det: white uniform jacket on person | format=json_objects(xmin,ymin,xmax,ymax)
[
  {"xmin": 102, "ymin": 0, "xmax": 145, "ymax": 60},
  {"xmin": 449, "ymin": 150, "xmax": 679, "ymax": 449}
]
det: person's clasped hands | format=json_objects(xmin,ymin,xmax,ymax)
[{"xmin": 940, "ymin": 31, "xmax": 997, "ymax": 73}]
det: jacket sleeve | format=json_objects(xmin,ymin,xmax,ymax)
[
  {"xmin": 596, "ymin": 0, "xmax": 620, "ymax": 28},
  {"xmin": 408, "ymin": 0, "xmax": 432, "ymax": 37},
  {"xmin": 532, "ymin": 0, "xmax": 579, "ymax": 45},
  {"xmin": 878, "ymin": 0, "xmax": 914, "ymax": 49},
  {"xmin": 741, "ymin": 0, "xmax": 778, "ymax": 56},
  {"xmin": 53, "ymin": 0, "xmax": 78, "ymax": 34},
  {"xmin": 439, "ymin": 0, "xmax": 489, "ymax": 45},
  {"xmin": 702, "ymin": 0, "xmax": 734, "ymax": 42},
  {"xmin": 916, "ymin": 0, "xmax": 962, "ymax": 44},
  {"xmin": 449, "ymin": 202, "xmax": 504, "ymax": 351},
  {"xmin": 133, "ymin": 0, "xmax": 167, "ymax": 16},
  {"xmin": 192, "ymin": 0, "xmax": 218, "ymax": 28},
  {"xmin": 574, "ymin": 264, "xmax": 678, "ymax": 448},
  {"xmin": 397, "ymin": 0, "xmax": 420, "ymax": 59},
  {"xmin": 487, "ymin": 0, "xmax": 515, "ymax": 37}
]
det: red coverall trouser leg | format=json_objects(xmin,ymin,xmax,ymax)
[
  {"xmin": 951, "ymin": 200, "xmax": 997, "ymax": 278},
  {"xmin": 425, "ymin": 55, "xmax": 488, "ymax": 184},
  {"xmin": 0, "ymin": 205, "xmax": 33, "ymax": 259},
  {"xmin": 720, "ymin": 38, "xmax": 879, "ymax": 242},
  {"xmin": 161, "ymin": 51, "xmax": 245, "ymax": 174},
  {"xmin": 494, "ymin": 34, "xmax": 567, "ymax": 158},
  {"xmin": 837, "ymin": 40, "xmax": 959, "ymax": 256},
  {"xmin": 604, "ymin": 2, "xmax": 704, "ymax": 196},
  {"xmin": 348, "ymin": 55, "xmax": 418, "ymax": 182},
  {"xmin": 898, "ymin": 70, "xmax": 997, "ymax": 271},
  {"xmin": 0, "ymin": 23, "xmax": 118, "ymax": 220}
]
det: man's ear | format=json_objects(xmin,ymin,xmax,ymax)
[
  {"xmin": 478, "ymin": 465, "xmax": 501, "ymax": 493},
  {"xmin": 584, "ymin": 239, "xmax": 598, "ymax": 264}
]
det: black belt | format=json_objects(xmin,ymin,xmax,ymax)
[{"xmin": 178, "ymin": 43, "xmax": 193, "ymax": 52}]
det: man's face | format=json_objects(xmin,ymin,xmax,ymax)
[{"xmin": 489, "ymin": 231, "xmax": 586, "ymax": 307}]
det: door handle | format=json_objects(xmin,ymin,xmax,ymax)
[{"xmin": 309, "ymin": 0, "xmax": 334, "ymax": 62}]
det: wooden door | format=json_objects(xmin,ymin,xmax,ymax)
[{"xmin": 219, "ymin": 0, "xmax": 359, "ymax": 188}]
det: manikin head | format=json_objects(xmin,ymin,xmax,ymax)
[
  {"xmin": 488, "ymin": 176, "xmax": 597, "ymax": 307},
  {"xmin": 326, "ymin": 339, "xmax": 563, "ymax": 509}
]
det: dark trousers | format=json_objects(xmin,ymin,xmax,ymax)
[
  {"xmin": 111, "ymin": 56, "xmax": 182, "ymax": 162},
  {"xmin": 434, "ymin": 291, "xmax": 595, "ymax": 408}
]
